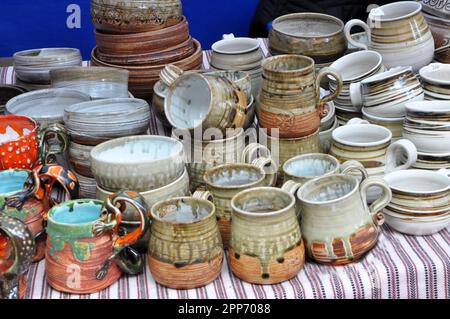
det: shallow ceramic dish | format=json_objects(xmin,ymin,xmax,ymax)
[
  {"xmin": 91, "ymin": 135, "xmax": 185, "ymax": 192},
  {"xmin": 269, "ymin": 13, "xmax": 347, "ymax": 63},
  {"xmin": 64, "ymin": 98, "xmax": 150, "ymax": 145},
  {"xmin": 6, "ymin": 88, "xmax": 90, "ymax": 125},
  {"xmin": 50, "ymin": 67, "xmax": 129, "ymax": 99},
  {"xmin": 384, "ymin": 207, "xmax": 450, "ymax": 235},
  {"xmin": 0, "ymin": 85, "xmax": 28, "ymax": 114},
  {"xmin": 13, "ymin": 48, "xmax": 82, "ymax": 84}
]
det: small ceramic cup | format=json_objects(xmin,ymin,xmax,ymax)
[
  {"xmin": 148, "ymin": 191, "xmax": 224, "ymax": 289},
  {"xmin": 297, "ymin": 171, "xmax": 392, "ymax": 265},
  {"xmin": 45, "ymin": 191, "xmax": 150, "ymax": 294},
  {"xmin": 229, "ymin": 185, "xmax": 305, "ymax": 285}
]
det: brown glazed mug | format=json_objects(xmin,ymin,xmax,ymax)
[{"xmin": 257, "ymin": 55, "xmax": 343, "ymax": 138}]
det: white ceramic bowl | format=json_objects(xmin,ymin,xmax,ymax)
[{"xmin": 384, "ymin": 207, "xmax": 450, "ymax": 235}]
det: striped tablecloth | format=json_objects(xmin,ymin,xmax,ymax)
[{"xmin": 1, "ymin": 39, "xmax": 450, "ymax": 299}]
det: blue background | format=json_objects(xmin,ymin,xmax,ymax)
[{"xmin": 0, "ymin": 0, "xmax": 260, "ymax": 59}]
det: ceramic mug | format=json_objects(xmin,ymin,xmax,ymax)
[
  {"xmin": 0, "ymin": 215, "xmax": 35, "ymax": 299},
  {"xmin": 229, "ymin": 185, "xmax": 305, "ymax": 285},
  {"xmin": 0, "ymin": 115, "xmax": 69, "ymax": 170},
  {"xmin": 297, "ymin": 171, "xmax": 392, "ymax": 265},
  {"xmin": 0, "ymin": 165, "xmax": 79, "ymax": 262},
  {"xmin": 148, "ymin": 191, "xmax": 224, "ymax": 289},
  {"xmin": 45, "ymin": 191, "xmax": 150, "ymax": 294},
  {"xmin": 344, "ymin": 1, "xmax": 434, "ymax": 71}
]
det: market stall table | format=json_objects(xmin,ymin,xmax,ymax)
[{"xmin": 1, "ymin": 39, "xmax": 449, "ymax": 299}]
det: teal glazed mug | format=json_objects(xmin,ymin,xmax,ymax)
[{"xmin": 45, "ymin": 190, "xmax": 150, "ymax": 294}]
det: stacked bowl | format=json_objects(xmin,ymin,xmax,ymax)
[
  {"xmin": 384, "ymin": 169, "xmax": 450, "ymax": 235},
  {"xmin": 90, "ymin": 0, "xmax": 202, "ymax": 100},
  {"xmin": 403, "ymin": 101, "xmax": 450, "ymax": 170},
  {"xmin": 419, "ymin": 63, "xmax": 450, "ymax": 101},
  {"xmin": 63, "ymin": 98, "xmax": 151, "ymax": 197}
]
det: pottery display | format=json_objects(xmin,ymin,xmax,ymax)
[
  {"xmin": 0, "ymin": 85, "xmax": 28, "ymax": 115},
  {"xmin": 229, "ymin": 186, "xmax": 305, "ymax": 284},
  {"xmin": 297, "ymin": 171, "xmax": 392, "ymax": 265},
  {"xmin": 68, "ymin": 142, "xmax": 94, "ymax": 178},
  {"xmin": 384, "ymin": 169, "xmax": 450, "ymax": 235},
  {"xmin": 403, "ymin": 101, "xmax": 450, "ymax": 155},
  {"xmin": 362, "ymin": 109, "xmax": 404, "ymax": 141},
  {"xmin": 350, "ymin": 66, "xmax": 424, "ymax": 118},
  {"xmin": 91, "ymin": 135, "xmax": 185, "ymax": 192},
  {"xmin": 419, "ymin": 63, "xmax": 450, "ymax": 101},
  {"xmin": 6, "ymin": 88, "xmax": 91, "ymax": 125},
  {"xmin": 13, "ymin": 48, "xmax": 82, "ymax": 84},
  {"xmin": 64, "ymin": 98, "xmax": 150, "ymax": 145},
  {"xmin": 269, "ymin": 13, "xmax": 347, "ymax": 64},
  {"xmin": 345, "ymin": 1, "xmax": 435, "ymax": 72},
  {"xmin": 45, "ymin": 191, "xmax": 150, "ymax": 294},
  {"xmin": 0, "ymin": 215, "xmax": 35, "ymax": 299},
  {"xmin": 0, "ymin": 115, "xmax": 69, "ymax": 170},
  {"xmin": 204, "ymin": 70, "xmax": 252, "ymax": 104},
  {"xmin": 329, "ymin": 50, "xmax": 385, "ymax": 113},
  {"xmin": 258, "ymin": 55, "xmax": 342, "ymax": 138},
  {"xmin": 91, "ymin": 0, "xmax": 183, "ymax": 34},
  {"xmin": 50, "ymin": 67, "xmax": 129, "ymax": 100},
  {"xmin": 148, "ymin": 193, "xmax": 223, "ymax": 289}
]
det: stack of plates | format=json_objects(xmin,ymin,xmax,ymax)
[
  {"xmin": 13, "ymin": 48, "xmax": 82, "ymax": 85},
  {"xmin": 384, "ymin": 169, "xmax": 450, "ymax": 235},
  {"xmin": 419, "ymin": 63, "xmax": 450, "ymax": 101}
]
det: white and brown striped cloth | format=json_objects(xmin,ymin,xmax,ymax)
[{"xmin": 1, "ymin": 39, "xmax": 450, "ymax": 299}]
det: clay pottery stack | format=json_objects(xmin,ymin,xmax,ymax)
[
  {"xmin": 13, "ymin": 48, "xmax": 82, "ymax": 89},
  {"xmin": 257, "ymin": 55, "xmax": 343, "ymax": 139},
  {"xmin": 383, "ymin": 169, "xmax": 450, "ymax": 235},
  {"xmin": 0, "ymin": 85, "xmax": 28, "ymax": 115},
  {"xmin": 419, "ymin": 63, "xmax": 450, "ymax": 101},
  {"xmin": 90, "ymin": 0, "xmax": 202, "ymax": 100},
  {"xmin": 91, "ymin": 135, "xmax": 189, "ymax": 251},
  {"xmin": 50, "ymin": 67, "xmax": 130, "ymax": 99},
  {"xmin": 345, "ymin": 1, "xmax": 435, "ymax": 72},
  {"xmin": 269, "ymin": 13, "xmax": 347, "ymax": 66},
  {"xmin": 63, "ymin": 98, "xmax": 150, "ymax": 197},
  {"xmin": 403, "ymin": 101, "xmax": 450, "ymax": 170},
  {"xmin": 210, "ymin": 35, "xmax": 264, "ymax": 98}
]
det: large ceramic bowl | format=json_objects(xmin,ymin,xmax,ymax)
[
  {"xmin": 6, "ymin": 88, "xmax": 90, "ymax": 125},
  {"xmin": 91, "ymin": 135, "xmax": 186, "ymax": 192},
  {"xmin": 269, "ymin": 13, "xmax": 347, "ymax": 63},
  {"xmin": 50, "ymin": 67, "xmax": 129, "ymax": 99}
]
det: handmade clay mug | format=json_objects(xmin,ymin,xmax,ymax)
[
  {"xmin": 0, "ymin": 165, "xmax": 79, "ymax": 262},
  {"xmin": 45, "ymin": 191, "xmax": 150, "ymax": 294},
  {"xmin": 297, "ymin": 171, "xmax": 392, "ymax": 265},
  {"xmin": 148, "ymin": 191, "xmax": 224, "ymax": 289},
  {"xmin": 258, "ymin": 55, "xmax": 343, "ymax": 138},
  {"xmin": 229, "ymin": 185, "xmax": 305, "ymax": 284},
  {"xmin": 0, "ymin": 115, "xmax": 69, "ymax": 170},
  {"xmin": 204, "ymin": 148, "xmax": 277, "ymax": 248},
  {"xmin": 0, "ymin": 215, "xmax": 35, "ymax": 299},
  {"xmin": 344, "ymin": 1, "xmax": 434, "ymax": 71}
]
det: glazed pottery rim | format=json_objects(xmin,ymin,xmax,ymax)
[
  {"xmin": 384, "ymin": 169, "xmax": 450, "ymax": 194},
  {"xmin": 332, "ymin": 123, "xmax": 392, "ymax": 147},
  {"xmin": 368, "ymin": 1, "xmax": 422, "ymax": 22},
  {"xmin": 419, "ymin": 63, "xmax": 450, "ymax": 85},
  {"xmin": 262, "ymin": 54, "xmax": 315, "ymax": 74},
  {"xmin": 50, "ymin": 66, "xmax": 130, "ymax": 78},
  {"xmin": 361, "ymin": 66, "xmax": 412, "ymax": 84},
  {"xmin": 272, "ymin": 12, "xmax": 345, "ymax": 38},
  {"xmin": 150, "ymin": 196, "xmax": 216, "ymax": 225},
  {"xmin": 211, "ymin": 37, "xmax": 260, "ymax": 55},
  {"xmin": 297, "ymin": 174, "xmax": 359, "ymax": 205},
  {"xmin": 0, "ymin": 114, "xmax": 38, "ymax": 146},
  {"xmin": 362, "ymin": 108, "xmax": 404, "ymax": 122},
  {"xmin": 203, "ymin": 163, "xmax": 266, "ymax": 190},
  {"xmin": 283, "ymin": 153, "xmax": 340, "ymax": 179},
  {"xmin": 48, "ymin": 199, "xmax": 103, "ymax": 227},
  {"xmin": 13, "ymin": 47, "xmax": 81, "ymax": 59},
  {"xmin": 65, "ymin": 97, "xmax": 148, "ymax": 116},
  {"xmin": 0, "ymin": 169, "xmax": 30, "ymax": 197},
  {"xmin": 90, "ymin": 135, "xmax": 184, "ymax": 165},
  {"xmin": 231, "ymin": 187, "xmax": 295, "ymax": 217},
  {"xmin": 329, "ymin": 50, "xmax": 383, "ymax": 82},
  {"xmin": 405, "ymin": 100, "xmax": 450, "ymax": 114}
]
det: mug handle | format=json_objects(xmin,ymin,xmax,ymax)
[
  {"xmin": 385, "ymin": 139, "xmax": 418, "ymax": 174},
  {"xmin": 36, "ymin": 164, "xmax": 80, "ymax": 206},
  {"xmin": 193, "ymin": 189, "xmax": 214, "ymax": 202},
  {"xmin": 341, "ymin": 160, "xmax": 369, "ymax": 180},
  {"xmin": 349, "ymin": 82, "xmax": 364, "ymax": 109},
  {"xmin": 231, "ymin": 90, "xmax": 247, "ymax": 129},
  {"xmin": 222, "ymin": 33, "xmax": 235, "ymax": 40},
  {"xmin": 39, "ymin": 123, "xmax": 69, "ymax": 165},
  {"xmin": 316, "ymin": 67, "xmax": 343, "ymax": 109},
  {"xmin": 160, "ymin": 64, "xmax": 184, "ymax": 87},
  {"xmin": 344, "ymin": 19, "xmax": 371, "ymax": 50},
  {"xmin": 281, "ymin": 180, "xmax": 302, "ymax": 196},
  {"xmin": 241, "ymin": 143, "xmax": 271, "ymax": 163},
  {"xmin": 252, "ymin": 157, "xmax": 278, "ymax": 186},
  {"xmin": 4, "ymin": 169, "xmax": 41, "ymax": 210},
  {"xmin": 359, "ymin": 178, "xmax": 392, "ymax": 226},
  {"xmin": 346, "ymin": 118, "xmax": 369, "ymax": 125}
]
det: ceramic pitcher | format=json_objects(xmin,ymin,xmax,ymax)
[{"xmin": 297, "ymin": 171, "xmax": 392, "ymax": 265}]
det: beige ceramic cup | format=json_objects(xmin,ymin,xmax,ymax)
[{"xmin": 297, "ymin": 171, "xmax": 392, "ymax": 265}]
